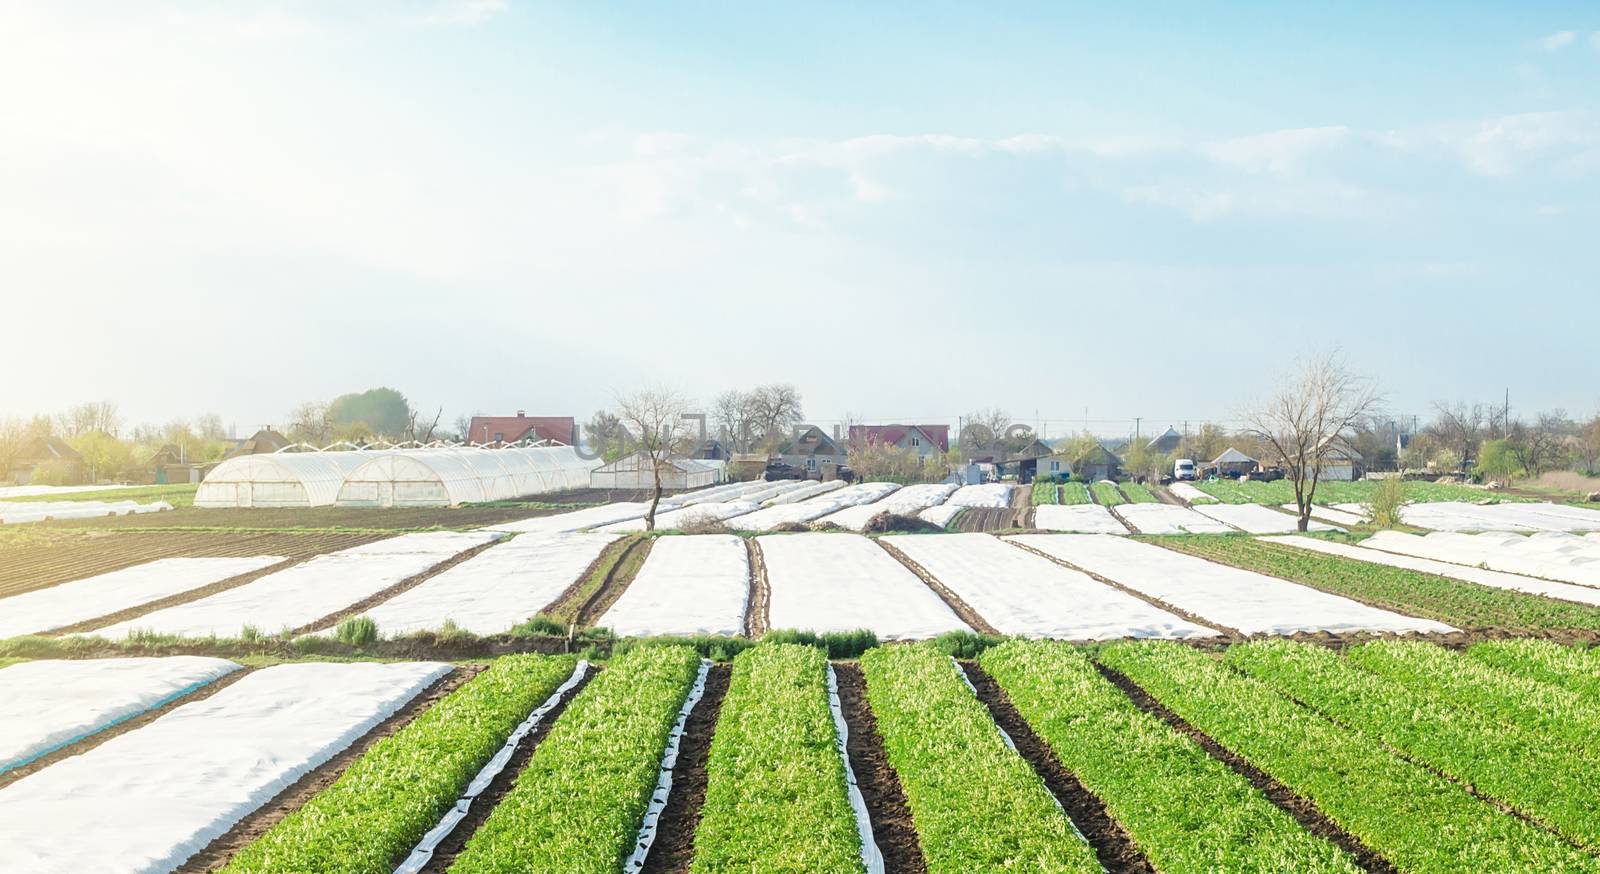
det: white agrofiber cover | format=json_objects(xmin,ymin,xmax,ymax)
[
  {"xmin": 599, "ymin": 535, "xmax": 749, "ymax": 637},
  {"xmin": 597, "ymin": 500, "xmax": 760, "ymax": 533},
  {"xmin": 1398, "ymin": 501, "xmax": 1600, "ymax": 533},
  {"xmin": 91, "ymin": 531, "xmax": 501, "ymax": 639},
  {"xmin": 1362, "ymin": 530, "xmax": 1600, "ymax": 588},
  {"xmin": 482, "ymin": 501, "xmax": 677, "ymax": 534},
  {"xmin": 1113, "ymin": 503, "xmax": 1236, "ymax": 535},
  {"xmin": 817, "ymin": 483, "xmax": 959, "ymax": 531},
  {"xmin": 918, "ymin": 504, "xmax": 964, "ymax": 529},
  {"xmin": 1194, "ymin": 503, "xmax": 1339, "ymax": 534},
  {"xmin": 1167, "ymin": 482, "xmax": 1215, "ymax": 504},
  {"xmin": 945, "ymin": 483, "xmax": 1013, "ymax": 509},
  {"xmin": 1032, "ymin": 504, "xmax": 1127, "ymax": 534},
  {"xmin": 0, "ymin": 556, "xmax": 283, "ymax": 639},
  {"xmin": 758, "ymin": 533, "xmax": 969, "ymax": 640},
  {"xmin": 764, "ymin": 480, "xmax": 846, "ymax": 505},
  {"xmin": 1265, "ymin": 536, "xmax": 1600, "ymax": 607},
  {"xmin": 734, "ymin": 480, "xmax": 817, "ymax": 505},
  {"xmin": 889, "ymin": 534, "xmax": 1217, "ymax": 640},
  {"xmin": 0, "ymin": 500, "xmax": 172, "ymax": 525},
  {"xmin": 333, "ymin": 532, "xmax": 621, "ymax": 637},
  {"xmin": 0, "ymin": 484, "xmax": 142, "ymax": 499},
  {"xmin": 724, "ymin": 482, "xmax": 902, "ymax": 531},
  {"xmin": 0, "ymin": 657, "xmax": 240, "ymax": 774},
  {"xmin": 1010, "ymin": 534, "xmax": 1454, "ymax": 636},
  {"xmin": 0, "ymin": 661, "xmax": 450, "ymax": 874},
  {"xmin": 1285, "ymin": 503, "xmax": 1370, "ymax": 527}
]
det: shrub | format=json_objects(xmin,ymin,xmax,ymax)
[
  {"xmin": 1366, "ymin": 476, "xmax": 1406, "ymax": 528},
  {"xmin": 334, "ymin": 615, "xmax": 379, "ymax": 647},
  {"xmin": 761, "ymin": 628, "xmax": 878, "ymax": 659}
]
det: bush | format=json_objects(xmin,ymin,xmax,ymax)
[
  {"xmin": 861, "ymin": 511, "xmax": 943, "ymax": 534},
  {"xmin": 1367, "ymin": 476, "xmax": 1406, "ymax": 528},
  {"xmin": 931, "ymin": 630, "xmax": 1008, "ymax": 659},
  {"xmin": 511, "ymin": 614, "xmax": 568, "ymax": 637},
  {"xmin": 761, "ymin": 628, "xmax": 878, "ymax": 658},
  {"xmin": 334, "ymin": 615, "xmax": 379, "ymax": 647}
]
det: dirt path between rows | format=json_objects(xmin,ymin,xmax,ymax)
[
  {"xmin": 182, "ymin": 665, "xmax": 483, "ymax": 872},
  {"xmin": 293, "ymin": 538, "xmax": 508, "ymax": 636},
  {"xmin": 0, "ymin": 666, "xmax": 256, "ymax": 792},
  {"xmin": 743, "ymin": 539, "xmax": 771, "ymax": 638},
  {"xmin": 833, "ymin": 663, "xmax": 927, "ymax": 874},
  {"xmin": 640, "ymin": 664, "xmax": 731, "ymax": 873},
  {"xmin": 1094, "ymin": 661, "xmax": 1397, "ymax": 873},
  {"xmin": 55, "ymin": 557, "xmax": 309, "ymax": 636},
  {"xmin": 1005, "ymin": 539, "xmax": 1239, "ymax": 638},
  {"xmin": 875, "ymin": 540, "xmax": 999, "ymax": 635},
  {"xmin": 960, "ymin": 662, "xmax": 1155, "ymax": 874},
  {"xmin": 418, "ymin": 666, "xmax": 596, "ymax": 872}
]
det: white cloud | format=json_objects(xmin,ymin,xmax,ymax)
[
  {"xmin": 1202, "ymin": 126, "xmax": 1352, "ymax": 174},
  {"xmin": 411, "ymin": 0, "xmax": 509, "ymax": 26},
  {"xmin": 1539, "ymin": 30, "xmax": 1576, "ymax": 51}
]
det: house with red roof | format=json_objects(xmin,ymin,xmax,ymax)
[
  {"xmin": 466, "ymin": 412, "xmax": 576, "ymax": 446},
  {"xmin": 847, "ymin": 423, "xmax": 950, "ymax": 460}
]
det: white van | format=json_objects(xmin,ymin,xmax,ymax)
[{"xmin": 1173, "ymin": 458, "xmax": 1196, "ymax": 481}]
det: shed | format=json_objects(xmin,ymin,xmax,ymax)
[
  {"xmin": 1211, "ymin": 447, "xmax": 1258, "ymax": 477},
  {"xmin": 1074, "ymin": 445, "xmax": 1123, "ymax": 481},
  {"xmin": 589, "ymin": 452, "xmax": 717, "ymax": 490},
  {"xmin": 1147, "ymin": 426, "xmax": 1183, "ymax": 454},
  {"xmin": 7, "ymin": 436, "xmax": 84, "ymax": 485}
]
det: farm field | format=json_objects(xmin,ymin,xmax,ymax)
[
  {"xmin": 1032, "ymin": 503, "xmax": 1128, "ymax": 534},
  {"xmin": 1089, "ymin": 481, "xmax": 1127, "ymax": 506},
  {"xmin": 1113, "ymin": 503, "xmax": 1235, "ymax": 534},
  {"xmin": 1059, "ymin": 481, "xmax": 1093, "ymax": 504},
  {"xmin": 1193, "ymin": 503, "xmax": 1340, "ymax": 534},
  {"xmin": 1119, "ymin": 482, "xmax": 1160, "ymax": 503},
  {"xmin": 1192, "ymin": 478, "xmax": 1534, "ymax": 506},
  {"xmin": 32, "ymin": 503, "xmax": 576, "ymax": 533},
  {"xmin": 760, "ymin": 533, "xmax": 970, "ymax": 639}
]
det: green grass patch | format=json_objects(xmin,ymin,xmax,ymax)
[
  {"xmin": 1089, "ymin": 482, "xmax": 1127, "ymax": 507},
  {"xmin": 1030, "ymin": 482, "xmax": 1060, "ymax": 505},
  {"xmin": 1193, "ymin": 479, "xmax": 1535, "ymax": 507},
  {"xmin": 222, "ymin": 655, "xmax": 577, "ymax": 873},
  {"xmin": 1468, "ymin": 639, "xmax": 1600, "ymax": 702},
  {"xmin": 690, "ymin": 645, "xmax": 862, "ymax": 873},
  {"xmin": 760, "ymin": 628, "xmax": 878, "ymax": 659},
  {"xmin": 981, "ymin": 641, "xmax": 1358, "ymax": 873},
  {"xmin": 860, "ymin": 642, "xmax": 1098, "ymax": 873},
  {"xmin": 544, "ymin": 534, "xmax": 649, "ymax": 626}
]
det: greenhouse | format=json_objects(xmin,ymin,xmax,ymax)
[
  {"xmin": 333, "ymin": 446, "xmax": 596, "ymax": 507},
  {"xmin": 589, "ymin": 452, "xmax": 719, "ymax": 490},
  {"xmin": 194, "ymin": 451, "xmax": 379, "ymax": 508}
]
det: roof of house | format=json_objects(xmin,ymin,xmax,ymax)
[
  {"xmin": 224, "ymin": 428, "xmax": 291, "ymax": 459},
  {"xmin": 20, "ymin": 435, "xmax": 82, "ymax": 463},
  {"xmin": 1212, "ymin": 447, "xmax": 1257, "ymax": 465},
  {"xmin": 781, "ymin": 425, "xmax": 843, "ymax": 457},
  {"xmin": 1147, "ymin": 426, "xmax": 1183, "ymax": 451},
  {"xmin": 1075, "ymin": 444, "xmax": 1123, "ymax": 466},
  {"xmin": 848, "ymin": 424, "xmax": 950, "ymax": 453},
  {"xmin": 466, "ymin": 414, "xmax": 575, "ymax": 446}
]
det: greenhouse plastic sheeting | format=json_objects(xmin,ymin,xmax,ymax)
[
  {"xmin": 890, "ymin": 534, "xmax": 1216, "ymax": 639},
  {"xmin": 597, "ymin": 500, "xmax": 761, "ymax": 533},
  {"xmin": 1362, "ymin": 530, "xmax": 1600, "ymax": 588},
  {"xmin": 90, "ymin": 532, "xmax": 501, "ymax": 639},
  {"xmin": 0, "ymin": 556, "xmax": 283, "ymax": 639},
  {"xmin": 194, "ymin": 451, "xmax": 379, "ymax": 508},
  {"xmin": 945, "ymin": 483, "xmax": 1014, "ymax": 508},
  {"xmin": 1193, "ymin": 503, "xmax": 1340, "ymax": 534},
  {"xmin": 1032, "ymin": 504, "xmax": 1128, "ymax": 534},
  {"xmin": 0, "ymin": 661, "xmax": 449, "ymax": 874},
  {"xmin": 335, "ymin": 446, "xmax": 596, "ymax": 507},
  {"xmin": 724, "ymin": 482, "xmax": 902, "ymax": 531},
  {"xmin": 1113, "ymin": 503, "xmax": 1236, "ymax": 535},
  {"xmin": 1266, "ymin": 536, "xmax": 1600, "ymax": 607},
  {"xmin": 759, "ymin": 533, "xmax": 969, "ymax": 640},
  {"xmin": 324, "ymin": 532, "xmax": 620, "ymax": 637},
  {"xmin": 599, "ymin": 535, "xmax": 750, "ymax": 637},
  {"xmin": 1011, "ymin": 534, "xmax": 1455, "ymax": 636},
  {"xmin": 817, "ymin": 483, "xmax": 959, "ymax": 531},
  {"xmin": 0, "ymin": 657, "xmax": 240, "ymax": 774}
]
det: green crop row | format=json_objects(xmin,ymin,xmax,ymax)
[
  {"xmin": 1155, "ymin": 535, "xmax": 1600, "ymax": 631},
  {"xmin": 1119, "ymin": 482, "xmax": 1160, "ymax": 503},
  {"xmin": 1089, "ymin": 481, "xmax": 1127, "ymax": 507},
  {"xmin": 1031, "ymin": 481, "xmax": 1060, "ymax": 505},
  {"xmin": 1193, "ymin": 478, "xmax": 1534, "ymax": 507},
  {"xmin": 1099, "ymin": 641, "xmax": 1598, "ymax": 873},
  {"xmin": 1227, "ymin": 640, "xmax": 1600, "ymax": 851},
  {"xmin": 1059, "ymin": 482, "xmax": 1092, "ymax": 505},
  {"xmin": 979, "ymin": 641, "xmax": 1358, "ymax": 873},
  {"xmin": 449, "ymin": 646, "xmax": 702, "ymax": 874},
  {"xmin": 222, "ymin": 655, "xmax": 577, "ymax": 874},
  {"xmin": 860, "ymin": 643, "xmax": 1098, "ymax": 873},
  {"xmin": 1468, "ymin": 639, "xmax": 1600, "ymax": 702},
  {"xmin": 690, "ymin": 644, "xmax": 861, "ymax": 873}
]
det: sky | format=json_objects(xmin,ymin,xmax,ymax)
[{"xmin": 3, "ymin": 1, "xmax": 1598, "ymax": 438}]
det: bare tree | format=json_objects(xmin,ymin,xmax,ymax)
[
  {"xmin": 1580, "ymin": 415, "xmax": 1600, "ymax": 476},
  {"xmin": 57, "ymin": 400, "xmax": 120, "ymax": 438},
  {"xmin": 616, "ymin": 386, "xmax": 697, "ymax": 531},
  {"xmin": 1242, "ymin": 352, "xmax": 1383, "ymax": 532},
  {"xmin": 406, "ymin": 406, "xmax": 444, "ymax": 442},
  {"xmin": 1430, "ymin": 401, "xmax": 1486, "ymax": 471},
  {"xmin": 287, "ymin": 401, "xmax": 335, "ymax": 445},
  {"xmin": 960, "ymin": 408, "xmax": 1013, "ymax": 454},
  {"xmin": 746, "ymin": 384, "xmax": 804, "ymax": 458},
  {"xmin": 1508, "ymin": 411, "xmax": 1571, "ymax": 477}
]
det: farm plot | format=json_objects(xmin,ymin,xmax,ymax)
[
  {"xmin": 1113, "ymin": 503, "xmax": 1235, "ymax": 534},
  {"xmin": 724, "ymin": 482, "xmax": 901, "ymax": 531},
  {"xmin": 482, "ymin": 501, "xmax": 675, "ymax": 534},
  {"xmin": 1193, "ymin": 503, "xmax": 1339, "ymax": 533},
  {"xmin": 320, "ymin": 532, "xmax": 619, "ymax": 637},
  {"xmin": 1059, "ymin": 482, "xmax": 1093, "ymax": 504},
  {"xmin": 1363, "ymin": 530, "xmax": 1600, "ymax": 587},
  {"xmin": 1469, "ymin": 639, "xmax": 1600, "ymax": 701},
  {"xmin": 0, "ymin": 657, "xmax": 240, "ymax": 775},
  {"xmin": 1266, "ymin": 535, "xmax": 1600, "ymax": 607},
  {"xmin": 0, "ymin": 661, "xmax": 450, "ymax": 873},
  {"xmin": 1089, "ymin": 482, "xmax": 1127, "ymax": 506},
  {"xmin": 946, "ymin": 483, "xmax": 1014, "ymax": 508},
  {"xmin": 1031, "ymin": 481, "xmax": 1059, "ymax": 505},
  {"xmin": 1166, "ymin": 482, "xmax": 1216, "ymax": 504},
  {"xmin": 1281, "ymin": 504, "xmax": 1369, "ymax": 526},
  {"xmin": 599, "ymin": 534, "xmax": 749, "ymax": 637},
  {"xmin": 818, "ymin": 482, "xmax": 958, "ymax": 531},
  {"xmin": 1032, "ymin": 504, "xmax": 1127, "ymax": 534},
  {"xmin": 759, "ymin": 533, "xmax": 969, "ymax": 639},
  {"xmin": 90, "ymin": 531, "xmax": 501, "ymax": 639},
  {"xmin": 762, "ymin": 479, "xmax": 845, "ymax": 505},
  {"xmin": 0, "ymin": 556, "xmax": 283, "ymax": 639},
  {"xmin": 1399, "ymin": 501, "xmax": 1600, "ymax": 533},
  {"xmin": 918, "ymin": 503, "xmax": 964, "ymax": 529},
  {"xmin": 887, "ymin": 533, "xmax": 1216, "ymax": 639},
  {"xmin": 0, "ymin": 498, "xmax": 173, "ymax": 525},
  {"xmin": 734, "ymin": 480, "xmax": 819, "ymax": 505},
  {"xmin": 1011, "ymin": 534, "xmax": 1453, "ymax": 635},
  {"xmin": 1119, "ymin": 482, "xmax": 1160, "ymax": 503},
  {"xmin": 596, "ymin": 500, "xmax": 760, "ymax": 533}
]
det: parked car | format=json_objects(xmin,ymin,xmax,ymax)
[
  {"xmin": 1249, "ymin": 467, "xmax": 1285, "ymax": 482},
  {"xmin": 1173, "ymin": 458, "xmax": 1197, "ymax": 481},
  {"xmin": 763, "ymin": 461, "xmax": 805, "ymax": 481}
]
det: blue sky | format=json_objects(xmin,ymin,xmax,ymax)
[{"xmin": 3, "ymin": 1, "xmax": 1597, "ymax": 436}]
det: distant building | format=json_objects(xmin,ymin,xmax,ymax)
[
  {"xmin": 1074, "ymin": 444, "xmax": 1123, "ymax": 481},
  {"xmin": 692, "ymin": 439, "xmax": 730, "ymax": 461},
  {"xmin": 1004, "ymin": 438, "xmax": 1058, "ymax": 484},
  {"xmin": 8, "ymin": 435, "xmax": 83, "ymax": 484},
  {"xmin": 589, "ymin": 451, "xmax": 717, "ymax": 490},
  {"xmin": 1211, "ymin": 447, "xmax": 1258, "ymax": 477},
  {"xmin": 1147, "ymin": 426, "xmax": 1183, "ymax": 454},
  {"xmin": 147, "ymin": 444, "xmax": 214, "ymax": 485},
  {"xmin": 1317, "ymin": 444, "xmax": 1364, "ymax": 481},
  {"xmin": 466, "ymin": 412, "xmax": 576, "ymax": 446},
  {"xmin": 779, "ymin": 425, "xmax": 846, "ymax": 475},
  {"xmin": 848, "ymin": 424, "xmax": 949, "ymax": 460},
  {"xmin": 224, "ymin": 428, "xmax": 292, "ymax": 459}
]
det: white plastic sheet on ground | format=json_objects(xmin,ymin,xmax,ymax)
[
  {"xmin": 764, "ymin": 480, "xmax": 846, "ymax": 505},
  {"xmin": 483, "ymin": 501, "xmax": 678, "ymax": 534},
  {"xmin": 732, "ymin": 480, "xmax": 817, "ymax": 505},
  {"xmin": 1167, "ymin": 482, "xmax": 1215, "ymax": 504},
  {"xmin": 1112, "ymin": 503, "xmax": 1236, "ymax": 535},
  {"xmin": 758, "ymin": 533, "xmax": 969, "ymax": 639},
  {"xmin": 1399, "ymin": 501, "xmax": 1600, "ymax": 533},
  {"xmin": 91, "ymin": 531, "xmax": 501, "ymax": 639},
  {"xmin": 889, "ymin": 534, "xmax": 1216, "ymax": 639},
  {"xmin": 1283, "ymin": 503, "xmax": 1370, "ymax": 527},
  {"xmin": 817, "ymin": 483, "xmax": 959, "ymax": 532},
  {"xmin": 1193, "ymin": 503, "xmax": 1339, "ymax": 534},
  {"xmin": 670, "ymin": 481, "xmax": 774, "ymax": 506},
  {"xmin": 826, "ymin": 664, "xmax": 885, "ymax": 874},
  {"xmin": 0, "ymin": 661, "xmax": 449, "ymax": 873},
  {"xmin": 0, "ymin": 557, "xmax": 284, "ymax": 639},
  {"xmin": 598, "ymin": 535, "xmax": 749, "ymax": 637},
  {"xmin": 1361, "ymin": 530, "xmax": 1600, "ymax": 588},
  {"xmin": 0, "ymin": 484, "xmax": 143, "ymax": 499},
  {"xmin": 328, "ymin": 532, "xmax": 620, "ymax": 637},
  {"xmin": 1032, "ymin": 504, "xmax": 1128, "ymax": 534},
  {"xmin": 1010, "ymin": 534, "xmax": 1455, "ymax": 636},
  {"xmin": 624, "ymin": 659, "xmax": 710, "ymax": 872},
  {"xmin": 597, "ymin": 501, "xmax": 760, "ymax": 533},
  {"xmin": 724, "ymin": 482, "xmax": 902, "ymax": 532},
  {"xmin": 918, "ymin": 504, "xmax": 965, "ymax": 529},
  {"xmin": 1266, "ymin": 536, "xmax": 1600, "ymax": 607},
  {"xmin": 945, "ymin": 483, "xmax": 1014, "ymax": 508},
  {"xmin": 0, "ymin": 500, "xmax": 172, "ymax": 525},
  {"xmin": 0, "ymin": 657, "xmax": 241, "ymax": 774}
]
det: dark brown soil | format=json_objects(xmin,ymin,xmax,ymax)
[
  {"xmin": 960, "ymin": 662, "xmax": 1156, "ymax": 874},
  {"xmin": 419, "ymin": 666, "xmax": 596, "ymax": 872},
  {"xmin": 876, "ymin": 540, "xmax": 999, "ymax": 635},
  {"xmin": 833, "ymin": 663, "xmax": 928, "ymax": 874},
  {"xmin": 179, "ymin": 665, "xmax": 481, "ymax": 872},
  {"xmin": 1005, "ymin": 539, "xmax": 1239, "ymax": 638},
  {"xmin": 290, "ymin": 537, "xmax": 508, "ymax": 635},
  {"xmin": 575, "ymin": 537, "xmax": 654, "ymax": 627},
  {"xmin": 0, "ymin": 666, "xmax": 255, "ymax": 792},
  {"xmin": 743, "ymin": 539, "xmax": 770, "ymax": 637},
  {"xmin": 640, "ymin": 664, "xmax": 731, "ymax": 873},
  {"xmin": 1095, "ymin": 662, "xmax": 1397, "ymax": 873}
]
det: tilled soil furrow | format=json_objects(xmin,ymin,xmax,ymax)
[
  {"xmin": 743, "ymin": 538, "xmax": 770, "ymax": 638},
  {"xmin": 875, "ymin": 540, "xmax": 999, "ymax": 636},
  {"xmin": 575, "ymin": 536, "xmax": 654, "ymax": 627},
  {"xmin": 832, "ymin": 663, "xmax": 928, "ymax": 874},
  {"xmin": 1094, "ymin": 662, "xmax": 1398, "ymax": 874},
  {"xmin": 291, "ymin": 537, "xmax": 507, "ymax": 636},
  {"xmin": 640, "ymin": 663, "xmax": 731, "ymax": 874},
  {"xmin": 1005, "ymin": 539, "xmax": 1239, "ymax": 638},
  {"xmin": 960, "ymin": 661, "xmax": 1156, "ymax": 874}
]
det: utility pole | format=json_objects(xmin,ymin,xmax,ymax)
[{"xmin": 1134, "ymin": 417, "xmax": 1141, "ymax": 442}]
